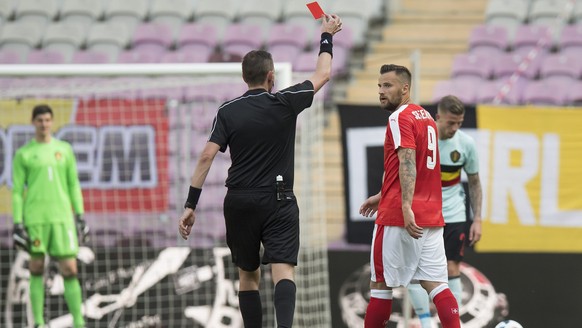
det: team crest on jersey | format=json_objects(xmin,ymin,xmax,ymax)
[
  {"xmin": 55, "ymin": 151, "xmax": 62, "ymax": 161},
  {"xmin": 450, "ymin": 150, "xmax": 461, "ymax": 163},
  {"xmin": 33, "ymin": 239, "xmax": 41, "ymax": 247}
]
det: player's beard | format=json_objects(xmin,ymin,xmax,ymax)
[{"xmin": 381, "ymin": 96, "xmax": 402, "ymax": 114}]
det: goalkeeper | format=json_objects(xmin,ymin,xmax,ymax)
[{"xmin": 12, "ymin": 104, "xmax": 89, "ymax": 328}]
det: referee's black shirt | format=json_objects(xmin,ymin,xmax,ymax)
[{"xmin": 209, "ymin": 80, "xmax": 315, "ymax": 190}]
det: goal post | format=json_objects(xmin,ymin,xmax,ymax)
[{"xmin": 0, "ymin": 63, "xmax": 330, "ymax": 328}]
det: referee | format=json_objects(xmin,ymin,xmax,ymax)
[{"xmin": 178, "ymin": 14, "xmax": 343, "ymax": 328}]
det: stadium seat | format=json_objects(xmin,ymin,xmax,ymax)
[
  {"xmin": 330, "ymin": 0, "xmax": 372, "ymax": 48},
  {"xmin": 574, "ymin": 1, "xmax": 582, "ymax": 24},
  {"xmin": 237, "ymin": 0, "xmax": 282, "ymax": 40},
  {"xmin": 149, "ymin": 0, "xmax": 196, "ymax": 38},
  {"xmin": 15, "ymin": 0, "xmax": 58, "ymax": 29},
  {"xmin": 194, "ymin": 0, "xmax": 240, "ymax": 41},
  {"xmin": 161, "ymin": 49, "xmax": 211, "ymax": 63},
  {"xmin": 513, "ymin": 25, "xmax": 553, "ymax": 54},
  {"xmin": 222, "ymin": 23, "xmax": 264, "ymax": 58},
  {"xmin": 86, "ymin": 22, "xmax": 131, "ymax": 63},
  {"xmin": 26, "ymin": 50, "xmax": 67, "ymax": 64},
  {"xmin": 71, "ymin": 50, "xmax": 110, "ymax": 64},
  {"xmin": 522, "ymin": 79, "xmax": 570, "ymax": 106},
  {"xmin": 105, "ymin": 0, "xmax": 150, "ymax": 35},
  {"xmin": 451, "ymin": 53, "xmax": 493, "ymax": 80},
  {"xmin": 559, "ymin": 23, "xmax": 582, "ymax": 54},
  {"xmin": 282, "ymin": 1, "xmax": 320, "ymax": 39},
  {"xmin": 474, "ymin": 78, "xmax": 526, "ymax": 105},
  {"xmin": 42, "ymin": 22, "xmax": 86, "ymax": 63},
  {"xmin": 529, "ymin": 0, "xmax": 572, "ymax": 26},
  {"xmin": 0, "ymin": 21, "xmax": 43, "ymax": 60},
  {"xmin": 60, "ymin": 0, "xmax": 103, "ymax": 33},
  {"xmin": 431, "ymin": 79, "xmax": 481, "ymax": 104},
  {"xmin": 539, "ymin": 53, "xmax": 582, "ymax": 82},
  {"xmin": 0, "ymin": 0, "xmax": 15, "ymax": 23},
  {"xmin": 177, "ymin": 23, "xmax": 218, "ymax": 50},
  {"xmin": 0, "ymin": 49, "xmax": 23, "ymax": 64},
  {"xmin": 117, "ymin": 49, "xmax": 164, "ymax": 63},
  {"xmin": 493, "ymin": 52, "xmax": 543, "ymax": 80},
  {"xmin": 131, "ymin": 23, "xmax": 173, "ymax": 54},
  {"xmin": 468, "ymin": 24, "xmax": 509, "ymax": 55},
  {"xmin": 568, "ymin": 80, "xmax": 582, "ymax": 105},
  {"xmin": 267, "ymin": 23, "xmax": 308, "ymax": 63},
  {"xmin": 485, "ymin": 0, "xmax": 529, "ymax": 37}
]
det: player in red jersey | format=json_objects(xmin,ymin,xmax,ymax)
[{"xmin": 359, "ymin": 64, "xmax": 460, "ymax": 328}]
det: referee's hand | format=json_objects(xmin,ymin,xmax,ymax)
[{"xmin": 178, "ymin": 208, "xmax": 195, "ymax": 240}]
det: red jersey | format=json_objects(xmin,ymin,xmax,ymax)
[{"xmin": 376, "ymin": 103, "xmax": 444, "ymax": 227}]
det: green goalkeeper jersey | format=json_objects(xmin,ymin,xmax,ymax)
[{"xmin": 12, "ymin": 138, "xmax": 84, "ymax": 226}]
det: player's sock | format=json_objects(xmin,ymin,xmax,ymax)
[
  {"xmin": 364, "ymin": 289, "xmax": 393, "ymax": 328},
  {"xmin": 63, "ymin": 277, "xmax": 85, "ymax": 328},
  {"xmin": 239, "ymin": 290, "xmax": 262, "ymax": 328},
  {"xmin": 30, "ymin": 274, "xmax": 45, "ymax": 326},
  {"xmin": 430, "ymin": 285, "xmax": 460, "ymax": 328},
  {"xmin": 274, "ymin": 279, "xmax": 296, "ymax": 328},
  {"xmin": 407, "ymin": 283, "xmax": 432, "ymax": 328},
  {"xmin": 448, "ymin": 276, "xmax": 462, "ymax": 307}
]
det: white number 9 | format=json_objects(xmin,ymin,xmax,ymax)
[{"xmin": 427, "ymin": 126, "xmax": 436, "ymax": 170}]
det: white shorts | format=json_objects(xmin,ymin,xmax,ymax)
[{"xmin": 370, "ymin": 225, "xmax": 447, "ymax": 288}]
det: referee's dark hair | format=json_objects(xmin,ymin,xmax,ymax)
[
  {"xmin": 380, "ymin": 64, "xmax": 412, "ymax": 87},
  {"xmin": 32, "ymin": 104, "xmax": 54, "ymax": 120},
  {"xmin": 242, "ymin": 50, "xmax": 274, "ymax": 86}
]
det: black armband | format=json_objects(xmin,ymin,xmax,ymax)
[
  {"xmin": 184, "ymin": 186, "xmax": 202, "ymax": 210},
  {"xmin": 319, "ymin": 32, "xmax": 333, "ymax": 57}
]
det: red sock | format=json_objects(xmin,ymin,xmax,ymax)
[
  {"xmin": 364, "ymin": 297, "xmax": 392, "ymax": 328},
  {"xmin": 433, "ymin": 288, "xmax": 460, "ymax": 328}
]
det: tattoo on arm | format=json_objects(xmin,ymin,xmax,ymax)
[
  {"xmin": 398, "ymin": 148, "xmax": 416, "ymax": 208},
  {"xmin": 468, "ymin": 173, "xmax": 482, "ymax": 219}
]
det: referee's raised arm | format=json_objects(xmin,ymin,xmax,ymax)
[{"xmin": 309, "ymin": 14, "xmax": 343, "ymax": 93}]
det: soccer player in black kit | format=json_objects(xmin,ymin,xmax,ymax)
[{"xmin": 178, "ymin": 14, "xmax": 343, "ymax": 328}]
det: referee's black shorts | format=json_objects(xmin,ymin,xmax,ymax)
[
  {"xmin": 443, "ymin": 221, "xmax": 467, "ymax": 262},
  {"xmin": 223, "ymin": 188, "xmax": 300, "ymax": 272}
]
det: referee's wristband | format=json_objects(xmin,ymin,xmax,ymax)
[
  {"xmin": 184, "ymin": 186, "xmax": 202, "ymax": 210},
  {"xmin": 319, "ymin": 32, "xmax": 333, "ymax": 57}
]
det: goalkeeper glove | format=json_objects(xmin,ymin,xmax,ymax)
[
  {"xmin": 13, "ymin": 223, "xmax": 30, "ymax": 252},
  {"xmin": 75, "ymin": 214, "xmax": 90, "ymax": 244}
]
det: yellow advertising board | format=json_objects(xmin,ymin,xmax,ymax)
[
  {"xmin": 477, "ymin": 105, "xmax": 582, "ymax": 253},
  {"xmin": 0, "ymin": 99, "xmax": 75, "ymax": 215}
]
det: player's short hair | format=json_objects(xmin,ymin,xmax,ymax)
[
  {"xmin": 438, "ymin": 95, "xmax": 465, "ymax": 115},
  {"xmin": 32, "ymin": 104, "xmax": 53, "ymax": 120},
  {"xmin": 242, "ymin": 50, "xmax": 274, "ymax": 86},
  {"xmin": 380, "ymin": 64, "xmax": 412, "ymax": 86}
]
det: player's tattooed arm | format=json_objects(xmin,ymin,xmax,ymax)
[
  {"xmin": 398, "ymin": 147, "xmax": 417, "ymax": 208},
  {"xmin": 467, "ymin": 173, "xmax": 482, "ymax": 220}
]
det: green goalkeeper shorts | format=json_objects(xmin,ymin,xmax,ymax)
[{"xmin": 27, "ymin": 222, "xmax": 79, "ymax": 258}]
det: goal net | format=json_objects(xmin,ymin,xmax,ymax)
[{"xmin": 0, "ymin": 63, "xmax": 330, "ymax": 328}]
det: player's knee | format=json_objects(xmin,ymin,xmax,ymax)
[
  {"xmin": 28, "ymin": 258, "xmax": 45, "ymax": 275},
  {"xmin": 369, "ymin": 281, "xmax": 389, "ymax": 290}
]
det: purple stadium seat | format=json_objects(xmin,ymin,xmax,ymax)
[
  {"xmin": 269, "ymin": 44, "xmax": 302, "ymax": 64},
  {"xmin": 431, "ymin": 78, "xmax": 482, "ymax": 104},
  {"xmin": 132, "ymin": 23, "xmax": 173, "ymax": 53},
  {"xmin": 477, "ymin": 77, "xmax": 528, "ymax": 105},
  {"xmin": 177, "ymin": 23, "xmax": 218, "ymax": 51},
  {"xmin": 493, "ymin": 52, "xmax": 544, "ymax": 79},
  {"xmin": 222, "ymin": 23, "xmax": 264, "ymax": 57},
  {"xmin": 117, "ymin": 50, "xmax": 163, "ymax": 63},
  {"xmin": 568, "ymin": 80, "xmax": 582, "ymax": 105},
  {"xmin": 514, "ymin": 25, "xmax": 552, "ymax": 53},
  {"xmin": 26, "ymin": 50, "xmax": 66, "ymax": 64},
  {"xmin": 559, "ymin": 23, "xmax": 582, "ymax": 54},
  {"xmin": 71, "ymin": 50, "xmax": 110, "ymax": 64},
  {"xmin": 540, "ymin": 53, "xmax": 582, "ymax": 81},
  {"xmin": 469, "ymin": 24, "xmax": 509, "ymax": 54},
  {"xmin": 0, "ymin": 50, "xmax": 24, "ymax": 64},
  {"xmin": 310, "ymin": 25, "xmax": 355, "ymax": 51},
  {"xmin": 522, "ymin": 80, "xmax": 569, "ymax": 106},
  {"xmin": 451, "ymin": 53, "xmax": 493, "ymax": 80},
  {"xmin": 267, "ymin": 23, "xmax": 308, "ymax": 50},
  {"xmin": 161, "ymin": 49, "xmax": 212, "ymax": 63}
]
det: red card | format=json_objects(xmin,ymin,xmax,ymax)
[{"xmin": 306, "ymin": 1, "xmax": 325, "ymax": 20}]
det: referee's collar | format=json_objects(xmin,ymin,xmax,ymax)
[{"xmin": 244, "ymin": 88, "xmax": 269, "ymax": 96}]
